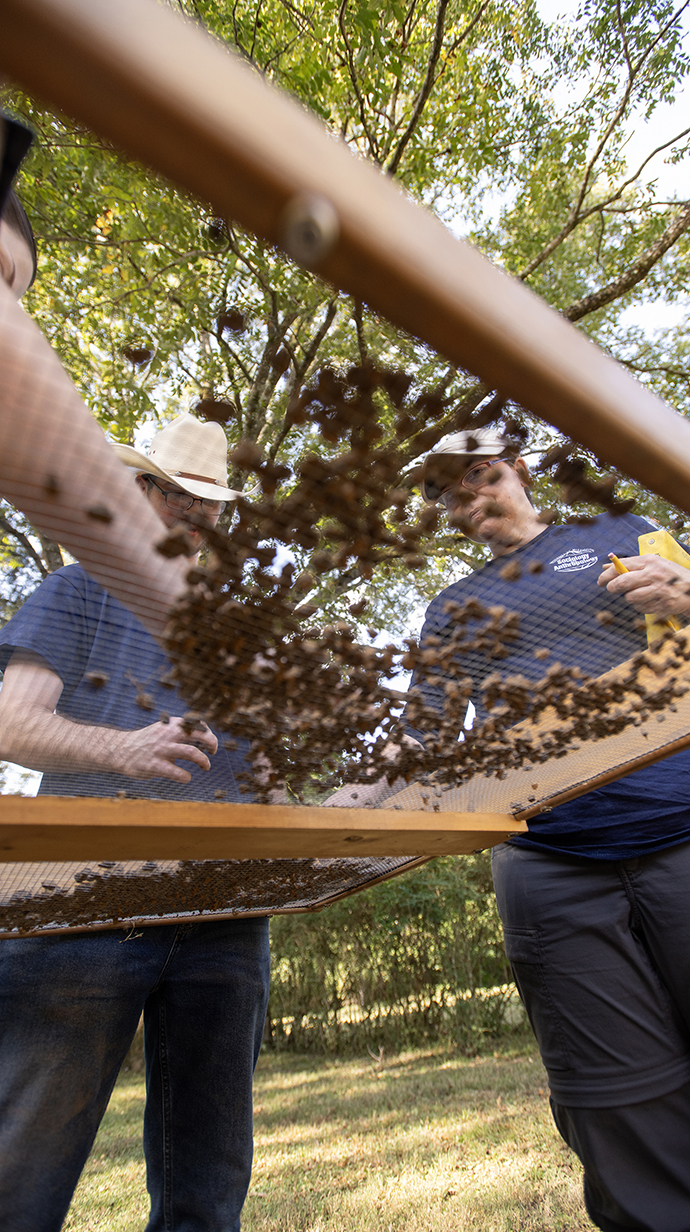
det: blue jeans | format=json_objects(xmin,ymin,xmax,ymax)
[{"xmin": 0, "ymin": 916, "xmax": 270, "ymax": 1232}]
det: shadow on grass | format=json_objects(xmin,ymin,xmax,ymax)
[{"xmin": 254, "ymin": 1031, "xmax": 544, "ymax": 1132}]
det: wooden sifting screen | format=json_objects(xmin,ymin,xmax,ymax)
[{"xmin": 0, "ymin": 0, "xmax": 689, "ymax": 936}]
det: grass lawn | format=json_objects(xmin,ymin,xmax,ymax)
[{"xmin": 64, "ymin": 1034, "xmax": 594, "ymax": 1231}]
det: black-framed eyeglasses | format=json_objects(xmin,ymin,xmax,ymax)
[
  {"xmin": 439, "ymin": 458, "xmax": 514, "ymax": 507},
  {"xmin": 145, "ymin": 476, "xmax": 226, "ymax": 515}
]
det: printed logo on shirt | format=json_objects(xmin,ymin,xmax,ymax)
[{"xmin": 550, "ymin": 547, "xmax": 599, "ymax": 573}]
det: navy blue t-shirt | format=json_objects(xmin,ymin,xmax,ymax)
[
  {"xmin": 406, "ymin": 512, "xmax": 690, "ymax": 860},
  {"xmin": 0, "ymin": 564, "xmax": 252, "ymax": 801}
]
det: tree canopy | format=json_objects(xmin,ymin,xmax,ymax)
[{"xmin": 2, "ymin": 0, "xmax": 690, "ymax": 634}]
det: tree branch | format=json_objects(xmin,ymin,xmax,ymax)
[
  {"xmin": 213, "ymin": 338, "xmax": 253, "ymax": 386},
  {"xmin": 562, "ymin": 200, "xmax": 690, "ymax": 322},
  {"xmin": 0, "ymin": 514, "xmax": 49, "ymax": 578},
  {"xmin": 630, "ymin": 2, "xmax": 690, "ymax": 77},
  {"xmin": 243, "ymin": 310, "xmax": 288, "ymax": 440},
  {"xmin": 262, "ymin": 29, "xmax": 304, "ymax": 75},
  {"xmin": 276, "ymin": 0, "xmax": 315, "ymax": 34},
  {"xmin": 620, "ymin": 360, "xmax": 690, "ymax": 380},
  {"xmin": 592, "ymin": 126, "xmax": 690, "ymax": 218},
  {"xmin": 386, "ymin": 0, "xmax": 449, "ymax": 175},
  {"xmin": 338, "ymin": 0, "xmax": 381, "ymax": 163},
  {"xmin": 35, "ymin": 532, "xmax": 64, "ymax": 574},
  {"xmin": 519, "ymin": 125, "xmax": 690, "ymax": 283},
  {"xmin": 386, "ymin": 0, "xmax": 490, "ymax": 176},
  {"xmin": 396, "ymin": 381, "xmax": 488, "ymax": 471},
  {"xmin": 615, "ymin": 0, "xmax": 634, "ymax": 76},
  {"xmin": 294, "ymin": 300, "xmax": 339, "ymax": 381},
  {"xmin": 268, "ymin": 300, "xmax": 339, "ymax": 460},
  {"xmin": 519, "ymin": 3, "xmax": 690, "ymax": 282},
  {"xmin": 249, "ymin": 0, "xmax": 265, "ymax": 62},
  {"xmin": 353, "ymin": 300, "xmax": 368, "ymax": 364},
  {"xmin": 107, "ymin": 249, "xmax": 213, "ymax": 306}
]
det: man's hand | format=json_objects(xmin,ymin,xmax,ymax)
[
  {"xmin": 111, "ymin": 717, "xmax": 218, "ymax": 783},
  {"xmin": 597, "ymin": 554, "xmax": 690, "ymax": 619}
]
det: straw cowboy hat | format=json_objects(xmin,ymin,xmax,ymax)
[{"xmin": 113, "ymin": 413, "xmax": 242, "ymax": 502}]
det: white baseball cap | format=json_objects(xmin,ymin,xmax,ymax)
[{"xmin": 420, "ymin": 429, "xmax": 512, "ymax": 503}]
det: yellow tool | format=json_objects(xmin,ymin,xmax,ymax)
[
  {"xmin": 607, "ymin": 531, "xmax": 690, "ymax": 645},
  {"xmin": 638, "ymin": 529, "xmax": 690, "ymax": 643}
]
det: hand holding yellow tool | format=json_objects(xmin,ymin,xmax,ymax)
[{"xmin": 608, "ymin": 537, "xmax": 684, "ymax": 644}]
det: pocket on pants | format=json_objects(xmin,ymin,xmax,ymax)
[{"xmin": 503, "ymin": 927, "xmax": 572, "ymax": 1073}]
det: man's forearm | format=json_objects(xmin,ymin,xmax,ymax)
[
  {"xmin": 0, "ymin": 282, "xmax": 187, "ymax": 640},
  {"xmin": 0, "ymin": 652, "xmax": 215, "ymax": 783},
  {"xmin": 0, "ymin": 704, "xmax": 127, "ymax": 776}
]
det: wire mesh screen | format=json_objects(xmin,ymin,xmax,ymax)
[
  {"xmin": 0, "ymin": 857, "xmax": 425, "ymax": 937},
  {"xmin": 2, "ymin": 362, "xmax": 690, "ymax": 936}
]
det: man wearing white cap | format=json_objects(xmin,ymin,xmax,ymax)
[
  {"xmin": 410, "ymin": 428, "xmax": 690, "ymax": 1231},
  {"xmin": 0, "ymin": 414, "xmax": 269, "ymax": 1232}
]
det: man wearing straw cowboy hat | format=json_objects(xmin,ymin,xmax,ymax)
[
  {"xmin": 414, "ymin": 428, "xmax": 690, "ymax": 1232},
  {"xmin": 114, "ymin": 410, "xmax": 242, "ymax": 560},
  {"xmin": 0, "ymin": 112, "xmax": 192, "ymax": 639},
  {"xmin": 0, "ymin": 413, "xmax": 270, "ymax": 1232}
]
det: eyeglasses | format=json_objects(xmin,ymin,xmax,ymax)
[
  {"xmin": 438, "ymin": 458, "xmax": 513, "ymax": 507},
  {"xmin": 145, "ymin": 476, "xmax": 225, "ymax": 515}
]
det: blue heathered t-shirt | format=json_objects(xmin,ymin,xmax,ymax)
[
  {"xmin": 0, "ymin": 564, "xmax": 252, "ymax": 801},
  {"xmin": 406, "ymin": 512, "xmax": 690, "ymax": 860}
]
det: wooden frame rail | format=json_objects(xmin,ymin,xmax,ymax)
[
  {"xmin": 0, "ymin": 797, "xmax": 525, "ymax": 861},
  {"xmin": 2, "ymin": 0, "xmax": 690, "ymax": 513}
]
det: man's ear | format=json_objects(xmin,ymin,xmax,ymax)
[
  {"xmin": 514, "ymin": 457, "xmax": 533, "ymax": 488},
  {"xmin": 0, "ymin": 221, "xmax": 34, "ymax": 299},
  {"xmin": 135, "ymin": 474, "xmax": 149, "ymax": 497}
]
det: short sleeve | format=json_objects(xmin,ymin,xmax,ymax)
[{"xmin": 0, "ymin": 566, "xmax": 95, "ymax": 694}]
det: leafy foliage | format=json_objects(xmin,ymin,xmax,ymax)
[{"xmin": 266, "ymin": 852, "xmax": 513, "ymax": 1052}]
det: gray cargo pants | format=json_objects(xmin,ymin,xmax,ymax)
[{"xmin": 492, "ymin": 839, "xmax": 690, "ymax": 1232}]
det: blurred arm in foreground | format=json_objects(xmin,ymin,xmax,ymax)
[{"xmin": 0, "ymin": 115, "xmax": 189, "ymax": 640}]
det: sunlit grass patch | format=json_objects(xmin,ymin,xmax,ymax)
[
  {"xmin": 64, "ymin": 1039, "xmax": 594, "ymax": 1231},
  {"xmin": 244, "ymin": 1044, "xmax": 592, "ymax": 1231}
]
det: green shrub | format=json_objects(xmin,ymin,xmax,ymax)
[{"xmin": 266, "ymin": 853, "xmax": 518, "ymax": 1054}]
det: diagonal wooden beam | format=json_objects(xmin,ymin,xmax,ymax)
[
  {"xmin": 0, "ymin": 797, "xmax": 525, "ymax": 861},
  {"xmin": 2, "ymin": 0, "xmax": 690, "ymax": 511}
]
